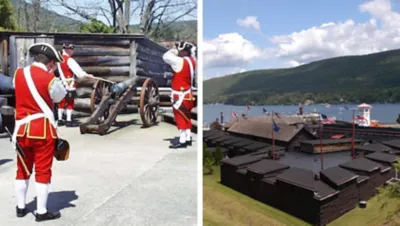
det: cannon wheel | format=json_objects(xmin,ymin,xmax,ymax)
[
  {"xmin": 140, "ymin": 78, "xmax": 160, "ymax": 127},
  {"xmin": 90, "ymin": 80, "xmax": 113, "ymax": 121}
]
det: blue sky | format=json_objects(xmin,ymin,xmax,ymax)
[{"xmin": 203, "ymin": 0, "xmax": 400, "ymax": 79}]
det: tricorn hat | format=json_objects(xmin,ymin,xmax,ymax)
[
  {"xmin": 175, "ymin": 41, "xmax": 194, "ymax": 52},
  {"xmin": 28, "ymin": 43, "xmax": 64, "ymax": 63},
  {"xmin": 62, "ymin": 43, "xmax": 74, "ymax": 49}
]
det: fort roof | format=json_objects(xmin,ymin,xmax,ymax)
[
  {"xmin": 320, "ymin": 166, "xmax": 358, "ymax": 187},
  {"xmin": 365, "ymin": 152, "xmax": 397, "ymax": 164},
  {"xmin": 339, "ymin": 158, "xmax": 381, "ymax": 173}
]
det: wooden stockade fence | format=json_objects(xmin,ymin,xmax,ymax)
[{"xmin": 0, "ymin": 32, "xmax": 197, "ymax": 115}]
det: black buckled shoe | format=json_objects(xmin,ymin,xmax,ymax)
[
  {"xmin": 16, "ymin": 206, "xmax": 27, "ymax": 218},
  {"xmin": 57, "ymin": 120, "xmax": 65, "ymax": 127},
  {"xmin": 169, "ymin": 142, "xmax": 187, "ymax": 149},
  {"xmin": 35, "ymin": 211, "xmax": 61, "ymax": 222},
  {"xmin": 186, "ymin": 140, "xmax": 192, "ymax": 146}
]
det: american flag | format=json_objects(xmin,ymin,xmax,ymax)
[{"xmin": 320, "ymin": 113, "xmax": 335, "ymax": 124}]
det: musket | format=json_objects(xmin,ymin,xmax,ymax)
[
  {"xmin": 91, "ymin": 76, "xmax": 116, "ymax": 84},
  {"xmin": 4, "ymin": 127, "xmax": 31, "ymax": 176}
]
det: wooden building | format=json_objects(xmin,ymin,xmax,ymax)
[
  {"xmin": 300, "ymin": 138, "xmax": 363, "ymax": 154},
  {"xmin": 226, "ymin": 117, "xmax": 317, "ymax": 151},
  {"xmin": 355, "ymin": 143, "xmax": 393, "ymax": 156},
  {"xmin": 219, "ymin": 151, "xmax": 398, "ymax": 225},
  {"xmin": 0, "ymin": 32, "xmax": 197, "ymax": 113}
]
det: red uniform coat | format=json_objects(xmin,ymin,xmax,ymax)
[
  {"xmin": 14, "ymin": 65, "xmax": 57, "ymax": 139},
  {"xmin": 171, "ymin": 56, "xmax": 196, "ymax": 130},
  {"xmin": 14, "ymin": 64, "xmax": 57, "ymax": 183},
  {"xmin": 58, "ymin": 54, "xmax": 76, "ymax": 110}
]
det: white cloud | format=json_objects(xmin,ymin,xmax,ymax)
[
  {"xmin": 203, "ymin": 33, "xmax": 272, "ymax": 68},
  {"xmin": 237, "ymin": 16, "xmax": 261, "ymax": 32},
  {"xmin": 270, "ymin": 0, "xmax": 400, "ymax": 65},
  {"xmin": 204, "ymin": 0, "xmax": 400, "ymax": 73}
]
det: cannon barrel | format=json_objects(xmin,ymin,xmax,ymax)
[
  {"xmin": 0, "ymin": 73, "xmax": 14, "ymax": 94},
  {"xmin": 111, "ymin": 77, "xmax": 139, "ymax": 97}
]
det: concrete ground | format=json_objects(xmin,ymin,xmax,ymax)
[{"xmin": 0, "ymin": 114, "xmax": 198, "ymax": 226}]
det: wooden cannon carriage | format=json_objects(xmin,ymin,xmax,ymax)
[{"xmin": 0, "ymin": 32, "xmax": 197, "ymax": 134}]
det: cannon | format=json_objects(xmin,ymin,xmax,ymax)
[
  {"xmin": 0, "ymin": 73, "xmax": 14, "ymax": 95},
  {"xmin": 79, "ymin": 77, "xmax": 160, "ymax": 135}
]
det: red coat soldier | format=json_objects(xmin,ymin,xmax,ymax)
[
  {"xmin": 12, "ymin": 43, "xmax": 67, "ymax": 221},
  {"xmin": 57, "ymin": 43, "xmax": 93, "ymax": 127},
  {"xmin": 163, "ymin": 41, "xmax": 196, "ymax": 148}
]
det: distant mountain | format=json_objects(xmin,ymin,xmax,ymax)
[
  {"xmin": 9, "ymin": 0, "xmax": 196, "ymax": 40},
  {"xmin": 204, "ymin": 49, "xmax": 400, "ymax": 105},
  {"xmin": 10, "ymin": 0, "xmax": 82, "ymax": 32}
]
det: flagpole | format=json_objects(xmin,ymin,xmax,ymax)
[
  {"xmin": 320, "ymin": 122, "xmax": 324, "ymax": 170},
  {"xmin": 352, "ymin": 109, "xmax": 355, "ymax": 159},
  {"xmin": 272, "ymin": 110, "xmax": 275, "ymax": 160}
]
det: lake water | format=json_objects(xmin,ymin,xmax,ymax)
[{"xmin": 204, "ymin": 104, "xmax": 400, "ymax": 125}]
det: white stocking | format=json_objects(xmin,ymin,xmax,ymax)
[
  {"xmin": 179, "ymin": 130, "xmax": 186, "ymax": 144},
  {"xmin": 35, "ymin": 182, "xmax": 49, "ymax": 214},
  {"xmin": 15, "ymin": 180, "xmax": 29, "ymax": 209},
  {"xmin": 58, "ymin": 108, "xmax": 64, "ymax": 121},
  {"xmin": 185, "ymin": 129, "xmax": 191, "ymax": 141},
  {"xmin": 66, "ymin": 109, "xmax": 72, "ymax": 122}
]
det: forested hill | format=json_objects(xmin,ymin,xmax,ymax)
[{"xmin": 204, "ymin": 49, "xmax": 400, "ymax": 105}]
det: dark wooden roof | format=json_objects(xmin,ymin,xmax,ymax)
[
  {"xmin": 211, "ymin": 135, "xmax": 234, "ymax": 144},
  {"xmin": 241, "ymin": 142, "xmax": 270, "ymax": 152},
  {"xmin": 222, "ymin": 154, "xmax": 264, "ymax": 167},
  {"xmin": 356, "ymin": 175, "xmax": 369, "ymax": 184},
  {"xmin": 203, "ymin": 129, "xmax": 224, "ymax": 138},
  {"xmin": 383, "ymin": 140, "xmax": 400, "ymax": 149},
  {"xmin": 204, "ymin": 133, "xmax": 227, "ymax": 142},
  {"xmin": 339, "ymin": 158, "xmax": 381, "ymax": 173},
  {"xmin": 228, "ymin": 139, "xmax": 255, "ymax": 149},
  {"xmin": 276, "ymin": 167, "xmax": 316, "ymax": 191},
  {"xmin": 301, "ymin": 138, "xmax": 363, "ymax": 145},
  {"xmin": 365, "ymin": 152, "xmax": 397, "ymax": 164},
  {"xmin": 220, "ymin": 137, "xmax": 245, "ymax": 146},
  {"xmin": 208, "ymin": 147, "xmax": 229, "ymax": 154},
  {"xmin": 276, "ymin": 167, "xmax": 338, "ymax": 200},
  {"xmin": 320, "ymin": 166, "xmax": 358, "ymax": 186},
  {"xmin": 227, "ymin": 119, "xmax": 314, "ymax": 142},
  {"xmin": 355, "ymin": 143, "xmax": 392, "ymax": 153},
  {"xmin": 314, "ymin": 181, "xmax": 339, "ymax": 201},
  {"xmin": 246, "ymin": 160, "xmax": 289, "ymax": 176}
]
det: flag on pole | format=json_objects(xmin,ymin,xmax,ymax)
[
  {"xmin": 320, "ymin": 113, "xmax": 335, "ymax": 124},
  {"xmin": 272, "ymin": 118, "xmax": 280, "ymax": 132}
]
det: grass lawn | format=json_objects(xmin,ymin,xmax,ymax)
[
  {"xmin": 203, "ymin": 166, "xmax": 400, "ymax": 226},
  {"xmin": 329, "ymin": 190, "xmax": 400, "ymax": 226},
  {"xmin": 203, "ymin": 166, "xmax": 310, "ymax": 226}
]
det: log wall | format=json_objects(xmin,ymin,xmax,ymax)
[{"xmin": 0, "ymin": 32, "xmax": 198, "ymax": 114}]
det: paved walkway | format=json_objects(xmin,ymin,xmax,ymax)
[{"xmin": 0, "ymin": 115, "xmax": 198, "ymax": 226}]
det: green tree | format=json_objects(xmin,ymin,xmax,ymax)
[
  {"xmin": 377, "ymin": 158, "xmax": 400, "ymax": 219},
  {"xmin": 203, "ymin": 142, "xmax": 214, "ymax": 175},
  {"xmin": 0, "ymin": 0, "xmax": 16, "ymax": 30},
  {"xmin": 80, "ymin": 18, "xmax": 115, "ymax": 33},
  {"xmin": 214, "ymin": 146, "xmax": 223, "ymax": 165}
]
